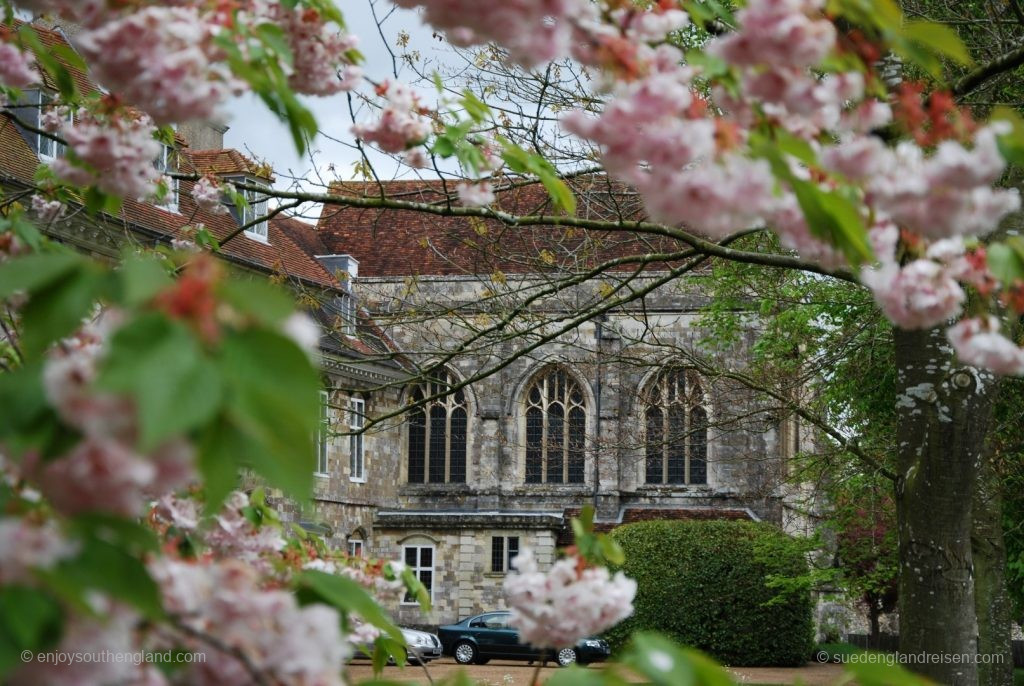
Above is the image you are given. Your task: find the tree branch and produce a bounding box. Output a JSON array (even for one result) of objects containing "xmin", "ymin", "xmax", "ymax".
[{"xmin": 953, "ymin": 42, "xmax": 1024, "ymax": 98}]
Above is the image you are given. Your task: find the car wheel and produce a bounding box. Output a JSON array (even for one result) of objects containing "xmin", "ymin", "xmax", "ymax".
[
  {"xmin": 556, "ymin": 648, "xmax": 578, "ymax": 667},
  {"xmin": 454, "ymin": 641, "xmax": 478, "ymax": 665},
  {"xmin": 475, "ymin": 658, "xmax": 490, "ymax": 665}
]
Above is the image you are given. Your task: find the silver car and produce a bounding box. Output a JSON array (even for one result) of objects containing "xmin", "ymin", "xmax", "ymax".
[
  {"xmin": 353, "ymin": 628, "xmax": 443, "ymax": 665},
  {"xmin": 402, "ymin": 628, "xmax": 443, "ymax": 664}
]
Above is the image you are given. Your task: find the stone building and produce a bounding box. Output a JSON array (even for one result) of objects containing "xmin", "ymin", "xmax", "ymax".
[
  {"xmin": 302, "ymin": 179, "xmax": 803, "ymax": 626},
  {"xmin": 2, "ymin": 25, "xmax": 804, "ymax": 628}
]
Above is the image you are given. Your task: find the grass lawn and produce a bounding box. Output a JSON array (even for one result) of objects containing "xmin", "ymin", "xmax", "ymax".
[{"xmin": 1014, "ymin": 668, "xmax": 1024, "ymax": 686}]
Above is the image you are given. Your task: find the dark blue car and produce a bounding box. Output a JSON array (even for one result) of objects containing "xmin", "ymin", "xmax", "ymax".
[{"xmin": 437, "ymin": 611, "xmax": 611, "ymax": 667}]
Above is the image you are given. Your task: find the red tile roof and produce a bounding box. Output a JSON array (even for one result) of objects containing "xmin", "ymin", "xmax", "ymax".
[
  {"xmin": 314, "ymin": 178, "xmax": 683, "ymax": 278},
  {"xmin": 188, "ymin": 149, "xmax": 273, "ymax": 181}
]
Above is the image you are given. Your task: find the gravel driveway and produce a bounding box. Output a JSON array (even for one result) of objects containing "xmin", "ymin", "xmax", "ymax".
[{"xmin": 346, "ymin": 657, "xmax": 847, "ymax": 685}]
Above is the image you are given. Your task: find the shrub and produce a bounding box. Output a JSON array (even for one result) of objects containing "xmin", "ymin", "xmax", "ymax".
[{"xmin": 605, "ymin": 520, "xmax": 814, "ymax": 666}]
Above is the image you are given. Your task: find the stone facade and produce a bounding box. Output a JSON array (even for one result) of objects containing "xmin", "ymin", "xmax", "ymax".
[{"xmin": 300, "ymin": 269, "xmax": 801, "ymax": 626}]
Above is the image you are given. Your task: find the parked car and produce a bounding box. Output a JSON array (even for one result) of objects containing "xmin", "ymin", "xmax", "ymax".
[
  {"xmin": 352, "ymin": 627, "xmax": 443, "ymax": 665},
  {"xmin": 437, "ymin": 611, "xmax": 611, "ymax": 667}
]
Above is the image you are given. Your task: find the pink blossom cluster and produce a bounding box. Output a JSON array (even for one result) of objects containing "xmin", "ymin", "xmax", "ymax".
[
  {"xmin": 393, "ymin": 0, "xmax": 592, "ymax": 66},
  {"xmin": 0, "ymin": 518, "xmax": 78, "ymax": 584},
  {"xmin": 503, "ymin": 548, "xmax": 636, "ymax": 648},
  {"xmin": 76, "ymin": 7, "xmax": 240, "ymax": 124},
  {"xmin": 10, "ymin": 600, "xmax": 161, "ymax": 686},
  {"xmin": 456, "ymin": 181, "xmax": 495, "ymax": 207},
  {"xmin": 861, "ymin": 259, "xmax": 966, "ymax": 330},
  {"xmin": 947, "ymin": 316, "xmax": 1024, "ymax": 375},
  {"xmin": 351, "ymin": 80, "xmax": 431, "ymax": 153},
  {"xmin": 32, "ymin": 315, "xmax": 195, "ymax": 516},
  {"xmin": 0, "ymin": 40, "xmax": 40, "ymax": 89},
  {"xmin": 50, "ymin": 112, "xmax": 163, "ymax": 201},
  {"xmin": 707, "ymin": 0, "xmax": 835, "ymax": 70},
  {"xmin": 30, "ymin": 194, "xmax": 66, "ymax": 224},
  {"xmin": 153, "ymin": 491, "xmax": 284, "ymax": 573},
  {"xmin": 190, "ymin": 175, "xmax": 228, "ymax": 214},
  {"xmin": 203, "ymin": 491, "xmax": 286, "ymax": 563},
  {"xmin": 245, "ymin": 0, "xmax": 362, "ymax": 96},
  {"xmin": 149, "ymin": 557, "xmax": 348, "ymax": 686}
]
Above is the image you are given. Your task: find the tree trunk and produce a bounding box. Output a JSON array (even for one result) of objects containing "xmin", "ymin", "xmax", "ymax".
[
  {"xmin": 893, "ymin": 327, "xmax": 996, "ymax": 685},
  {"xmin": 973, "ymin": 421, "xmax": 1014, "ymax": 686},
  {"xmin": 868, "ymin": 603, "xmax": 881, "ymax": 650}
]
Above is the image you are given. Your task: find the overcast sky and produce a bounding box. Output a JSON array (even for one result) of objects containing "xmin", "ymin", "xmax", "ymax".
[{"xmin": 222, "ymin": 0, "xmax": 447, "ymax": 190}]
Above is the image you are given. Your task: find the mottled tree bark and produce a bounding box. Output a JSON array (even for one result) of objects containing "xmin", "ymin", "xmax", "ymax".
[
  {"xmin": 894, "ymin": 327, "xmax": 995, "ymax": 686},
  {"xmin": 973, "ymin": 424, "xmax": 1014, "ymax": 686}
]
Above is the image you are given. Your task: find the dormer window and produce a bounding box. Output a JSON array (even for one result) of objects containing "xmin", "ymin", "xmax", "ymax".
[
  {"xmin": 31, "ymin": 91, "xmax": 71, "ymax": 160},
  {"xmin": 154, "ymin": 143, "xmax": 179, "ymax": 212},
  {"xmin": 227, "ymin": 176, "xmax": 269, "ymax": 242}
]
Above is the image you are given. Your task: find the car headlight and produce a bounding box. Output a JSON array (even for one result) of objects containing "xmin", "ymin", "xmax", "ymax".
[{"xmin": 583, "ymin": 639, "xmax": 603, "ymax": 648}]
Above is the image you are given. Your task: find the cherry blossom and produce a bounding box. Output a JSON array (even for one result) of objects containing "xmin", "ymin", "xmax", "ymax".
[
  {"xmin": 707, "ymin": 0, "xmax": 836, "ymax": 70},
  {"xmin": 456, "ymin": 181, "xmax": 495, "ymax": 207},
  {"xmin": 50, "ymin": 112, "xmax": 163, "ymax": 201},
  {"xmin": 0, "ymin": 41, "xmax": 40, "ymax": 89},
  {"xmin": 861, "ymin": 259, "xmax": 965, "ymax": 330},
  {"xmin": 30, "ymin": 194, "xmax": 66, "ymax": 223},
  {"xmin": 9, "ymin": 600, "xmax": 153, "ymax": 686},
  {"xmin": 149, "ymin": 558, "xmax": 348, "ymax": 686},
  {"xmin": 393, "ymin": 0, "xmax": 592, "ymax": 66},
  {"xmin": 351, "ymin": 80, "xmax": 431, "ymax": 153},
  {"xmin": 0, "ymin": 518, "xmax": 78, "ymax": 584},
  {"xmin": 503, "ymin": 548, "xmax": 636, "ymax": 648},
  {"xmin": 76, "ymin": 7, "xmax": 240, "ymax": 124},
  {"xmin": 203, "ymin": 491, "xmax": 286, "ymax": 564},
  {"xmin": 947, "ymin": 316, "xmax": 1024, "ymax": 375},
  {"xmin": 246, "ymin": 0, "xmax": 362, "ymax": 96},
  {"xmin": 191, "ymin": 175, "xmax": 228, "ymax": 214}
]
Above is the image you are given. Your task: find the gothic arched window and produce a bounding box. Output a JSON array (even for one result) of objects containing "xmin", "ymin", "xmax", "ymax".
[
  {"xmin": 524, "ymin": 367, "xmax": 586, "ymax": 484},
  {"xmin": 644, "ymin": 368, "xmax": 707, "ymax": 485},
  {"xmin": 407, "ymin": 370, "xmax": 467, "ymax": 483}
]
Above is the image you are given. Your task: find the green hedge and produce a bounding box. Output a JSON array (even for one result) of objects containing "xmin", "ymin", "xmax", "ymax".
[{"xmin": 605, "ymin": 520, "xmax": 814, "ymax": 666}]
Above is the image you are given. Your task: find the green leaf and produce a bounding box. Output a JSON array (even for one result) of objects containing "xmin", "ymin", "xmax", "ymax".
[
  {"xmin": 500, "ymin": 141, "xmax": 576, "ymax": 215},
  {"xmin": 0, "ymin": 252, "xmax": 83, "ymax": 301},
  {"xmin": 400, "ymin": 565, "xmax": 431, "ymax": 611},
  {"xmin": 218, "ymin": 278, "xmax": 295, "ymax": 327},
  {"xmin": 432, "ymin": 135, "xmax": 456, "ymax": 158},
  {"xmin": 623, "ymin": 633, "xmax": 734, "ymax": 686},
  {"xmin": 255, "ymin": 23, "xmax": 295, "ymax": 66},
  {"xmin": 899, "ymin": 21, "xmax": 974, "ymax": 68},
  {"xmin": 987, "ymin": 242, "xmax": 1024, "ymax": 283},
  {"xmin": 20, "ymin": 264, "xmax": 108, "ymax": 358},
  {"xmin": 218, "ymin": 329, "xmax": 320, "ymax": 497},
  {"xmin": 0, "ymin": 586, "xmax": 62, "ymax": 676},
  {"xmin": 789, "ymin": 179, "xmax": 873, "ymax": 265},
  {"xmin": 295, "ymin": 570, "xmax": 405, "ymax": 645},
  {"xmin": 197, "ymin": 414, "xmax": 244, "ymax": 514},
  {"xmin": 0, "ymin": 362, "xmax": 49, "ymax": 440},
  {"xmin": 117, "ymin": 255, "xmax": 172, "ymax": 307},
  {"xmin": 681, "ymin": 0, "xmax": 735, "ymax": 28},
  {"xmin": 373, "ymin": 636, "xmax": 408, "ymax": 672},
  {"xmin": 98, "ymin": 313, "xmax": 223, "ymax": 450},
  {"xmin": 992, "ymin": 106, "xmax": 1024, "ymax": 167},
  {"xmin": 460, "ymin": 89, "xmax": 491, "ymax": 124}
]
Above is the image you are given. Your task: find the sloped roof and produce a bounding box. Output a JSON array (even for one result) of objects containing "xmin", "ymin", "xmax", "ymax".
[
  {"xmin": 189, "ymin": 149, "xmax": 273, "ymax": 181},
  {"xmin": 314, "ymin": 178, "xmax": 675, "ymax": 278}
]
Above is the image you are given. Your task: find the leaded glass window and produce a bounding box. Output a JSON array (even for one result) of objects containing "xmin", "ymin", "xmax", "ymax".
[
  {"xmin": 644, "ymin": 368, "xmax": 708, "ymax": 485},
  {"xmin": 407, "ymin": 370, "xmax": 467, "ymax": 483},
  {"xmin": 524, "ymin": 368, "xmax": 586, "ymax": 484}
]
